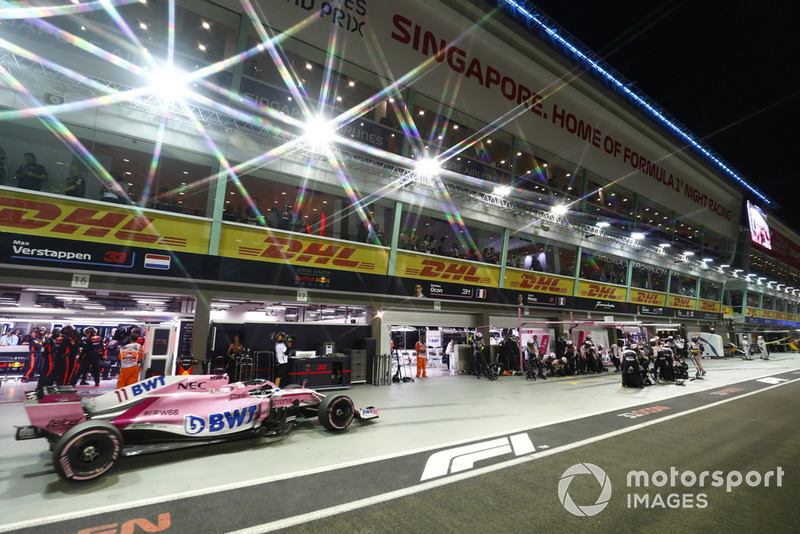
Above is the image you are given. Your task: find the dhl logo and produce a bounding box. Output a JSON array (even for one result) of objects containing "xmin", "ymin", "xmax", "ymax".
[
  {"xmin": 584, "ymin": 284, "xmax": 623, "ymax": 301},
  {"xmin": 632, "ymin": 291, "xmax": 662, "ymax": 305},
  {"xmin": 0, "ymin": 196, "xmax": 187, "ymax": 247},
  {"xmin": 239, "ymin": 236, "xmax": 376, "ymax": 271},
  {"xmin": 516, "ymin": 274, "xmax": 568, "ymax": 294},
  {"xmin": 699, "ymin": 301, "xmax": 720, "ymax": 312},
  {"xmin": 671, "ymin": 297, "xmax": 692, "ymax": 308},
  {"xmin": 406, "ymin": 258, "xmax": 490, "ymax": 284}
]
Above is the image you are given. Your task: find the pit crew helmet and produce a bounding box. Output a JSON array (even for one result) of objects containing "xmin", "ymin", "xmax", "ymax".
[{"xmin": 61, "ymin": 325, "xmax": 79, "ymax": 339}]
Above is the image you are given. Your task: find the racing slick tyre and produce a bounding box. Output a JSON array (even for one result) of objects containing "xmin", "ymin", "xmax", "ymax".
[
  {"xmin": 318, "ymin": 394, "xmax": 355, "ymax": 431},
  {"xmin": 52, "ymin": 421, "xmax": 123, "ymax": 482}
]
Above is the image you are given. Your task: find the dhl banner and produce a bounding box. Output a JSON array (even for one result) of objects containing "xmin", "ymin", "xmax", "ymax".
[
  {"xmin": 698, "ymin": 299, "xmax": 722, "ymax": 313},
  {"xmin": 745, "ymin": 307, "xmax": 759, "ymax": 318},
  {"xmin": 761, "ymin": 309, "xmax": 774, "ymax": 319},
  {"xmin": 504, "ymin": 269, "xmax": 574, "ymax": 295},
  {"xmin": 219, "ymin": 224, "xmax": 389, "ymax": 275},
  {"xmin": 775, "ymin": 312, "xmax": 786, "ymax": 321},
  {"xmin": 577, "ymin": 281, "xmax": 626, "ymax": 302},
  {"xmin": 668, "ymin": 295, "xmax": 698, "ymax": 311},
  {"xmin": 395, "ymin": 251, "xmax": 500, "ymax": 287},
  {"xmin": 722, "ymin": 305, "xmax": 734, "ymax": 318},
  {"xmin": 0, "ymin": 190, "xmax": 210, "ymax": 254},
  {"xmin": 629, "ymin": 288, "xmax": 667, "ymax": 307}
]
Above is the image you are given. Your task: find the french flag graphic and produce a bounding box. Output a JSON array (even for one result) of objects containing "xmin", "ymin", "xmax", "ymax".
[
  {"xmin": 476, "ymin": 289, "xmax": 487, "ymax": 298},
  {"xmin": 144, "ymin": 253, "xmax": 171, "ymax": 270}
]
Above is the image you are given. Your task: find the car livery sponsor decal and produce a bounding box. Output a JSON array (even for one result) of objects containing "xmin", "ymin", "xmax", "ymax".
[
  {"xmin": 114, "ymin": 375, "xmax": 167, "ymax": 403},
  {"xmin": 184, "ymin": 405, "xmax": 258, "ymax": 435}
]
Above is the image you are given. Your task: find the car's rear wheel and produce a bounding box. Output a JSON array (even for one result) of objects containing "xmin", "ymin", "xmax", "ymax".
[
  {"xmin": 317, "ymin": 394, "xmax": 355, "ymax": 431},
  {"xmin": 52, "ymin": 421, "xmax": 122, "ymax": 481}
]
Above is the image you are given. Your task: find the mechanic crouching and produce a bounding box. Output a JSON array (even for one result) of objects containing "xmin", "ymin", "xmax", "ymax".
[{"xmin": 620, "ymin": 343, "xmax": 643, "ymax": 388}]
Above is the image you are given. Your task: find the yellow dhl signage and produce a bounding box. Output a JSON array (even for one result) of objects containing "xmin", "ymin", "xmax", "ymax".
[
  {"xmin": 668, "ymin": 295, "xmax": 697, "ymax": 310},
  {"xmin": 0, "ymin": 191, "xmax": 210, "ymax": 254},
  {"xmin": 629, "ymin": 288, "xmax": 667, "ymax": 306},
  {"xmin": 698, "ymin": 300, "xmax": 722, "ymax": 313},
  {"xmin": 577, "ymin": 281, "xmax": 626, "ymax": 301},
  {"xmin": 722, "ymin": 306, "xmax": 734, "ymax": 318},
  {"xmin": 761, "ymin": 309, "xmax": 774, "ymax": 319},
  {"xmin": 745, "ymin": 307, "xmax": 759, "ymax": 317},
  {"xmin": 395, "ymin": 251, "xmax": 500, "ymax": 286},
  {"xmin": 219, "ymin": 225, "xmax": 388, "ymax": 274},
  {"xmin": 504, "ymin": 269, "xmax": 574, "ymax": 295}
]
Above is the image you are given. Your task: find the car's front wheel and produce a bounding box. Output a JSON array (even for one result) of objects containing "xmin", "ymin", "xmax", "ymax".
[
  {"xmin": 52, "ymin": 421, "xmax": 122, "ymax": 481},
  {"xmin": 317, "ymin": 394, "xmax": 355, "ymax": 431}
]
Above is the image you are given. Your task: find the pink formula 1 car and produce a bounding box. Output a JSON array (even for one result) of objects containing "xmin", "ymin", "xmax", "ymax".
[{"xmin": 16, "ymin": 375, "xmax": 378, "ymax": 481}]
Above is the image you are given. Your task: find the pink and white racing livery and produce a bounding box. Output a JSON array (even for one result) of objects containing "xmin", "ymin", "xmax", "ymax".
[{"xmin": 17, "ymin": 374, "xmax": 378, "ymax": 481}]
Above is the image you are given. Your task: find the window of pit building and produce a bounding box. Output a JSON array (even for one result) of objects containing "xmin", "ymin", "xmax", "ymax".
[
  {"xmin": 669, "ymin": 272, "xmax": 697, "ymax": 297},
  {"xmin": 776, "ymin": 298, "xmax": 787, "ymax": 313},
  {"xmin": 727, "ymin": 289, "xmax": 743, "ymax": 313},
  {"xmin": 634, "ymin": 196, "xmax": 675, "ymax": 243},
  {"xmin": 506, "ymin": 234, "xmax": 577, "ymax": 276},
  {"xmin": 702, "ymin": 228, "xmax": 729, "ymax": 263},
  {"xmin": 2, "ymin": 118, "xmax": 216, "ymax": 216},
  {"xmin": 222, "ymin": 168, "xmax": 394, "ymax": 244},
  {"xmin": 410, "ymin": 95, "xmax": 513, "ymax": 183},
  {"xmin": 746, "ymin": 292, "xmax": 761, "ymax": 309},
  {"xmin": 762, "ymin": 294, "xmax": 774, "ymax": 311},
  {"xmin": 699, "ymin": 279, "xmax": 722, "ymax": 301},
  {"xmin": 397, "ymin": 206, "xmax": 504, "ymax": 265},
  {"xmin": 513, "ymin": 144, "xmax": 583, "ymax": 207},
  {"xmin": 579, "ymin": 250, "xmax": 629, "ymax": 285},
  {"xmin": 239, "ymin": 32, "xmax": 408, "ymax": 157},
  {"xmin": 87, "ymin": 131, "xmax": 215, "ymax": 216},
  {"xmin": 675, "ymin": 219, "xmax": 702, "ymax": 249},
  {"xmin": 631, "ymin": 262, "xmax": 667, "ymax": 292},
  {"xmin": 81, "ymin": 0, "xmax": 239, "ymax": 92},
  {"xmin": 585, "ymin": 173, "xmax": 636, "ymax": 232}
]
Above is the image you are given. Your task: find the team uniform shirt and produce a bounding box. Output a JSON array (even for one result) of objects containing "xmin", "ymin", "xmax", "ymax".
[
  {"xmin": 119, "ymin": 341, "xmax": 145, "ymax": 368},
  {"xmin": 275, "ymin": 342, "xmax": 289, "ymax": 364}
]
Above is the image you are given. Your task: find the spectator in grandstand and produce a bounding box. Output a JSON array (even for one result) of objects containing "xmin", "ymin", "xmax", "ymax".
[
  {"xmin": 243, "ymin": 197, "xmax": 265, "ymax": 226},
  {"xmin": 99, "ymin": 172, "xmax": 128, "ymax": 204},
  {"xmin": 1, "ymin": 328, "xmax": 19, "ymax": 345},
  {"xmin": 60, "ymin": 165, "xmax": 86, "ymax": 198},
  {"xmin": 14, "ymin": 152, "xmax": 49, "ymax": 191}
]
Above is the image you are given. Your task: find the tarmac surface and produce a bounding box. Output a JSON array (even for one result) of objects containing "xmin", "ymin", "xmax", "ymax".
[{"xmin": 0, "ymin": 352, "xmax": 798, "ymax": 533}]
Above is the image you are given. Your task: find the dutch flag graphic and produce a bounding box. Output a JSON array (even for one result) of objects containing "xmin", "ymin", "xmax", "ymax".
[{"xmin": 144, "ymin": 253, "xmax": 171, "ymax": 270}]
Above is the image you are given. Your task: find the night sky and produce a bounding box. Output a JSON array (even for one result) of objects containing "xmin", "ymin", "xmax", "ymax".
[{"xmin": 522, "ymin": 1, "xmax": 800, "ymax": 232}]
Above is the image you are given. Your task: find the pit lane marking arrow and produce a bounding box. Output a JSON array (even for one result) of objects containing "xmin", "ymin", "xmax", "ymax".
[
  {"xmin": 756, "ymin": 377, "xmax": 788, "ymax": 385},
  {"xmin": 420, "ymin": 433, "xmax": 534, "ymax": 481}
]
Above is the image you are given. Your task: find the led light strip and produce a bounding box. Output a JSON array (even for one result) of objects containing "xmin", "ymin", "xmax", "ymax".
[{"xmin": 497, "ymin": 0, "xmax": 774, "ymax": 207}]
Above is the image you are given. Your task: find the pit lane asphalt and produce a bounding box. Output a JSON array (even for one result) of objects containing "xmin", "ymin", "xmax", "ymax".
[
  {"xmin": 1, "ymin": 355, "xmax": 799, "ymax": 533},
  {"xmin": 275, "ymin": 376, "xmax": 800, "ymax": 534}
]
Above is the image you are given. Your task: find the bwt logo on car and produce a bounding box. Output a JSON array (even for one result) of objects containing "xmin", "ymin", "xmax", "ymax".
[{"xmin": 184, "ymin": 405, "xmax": 258, "ymax": 435}]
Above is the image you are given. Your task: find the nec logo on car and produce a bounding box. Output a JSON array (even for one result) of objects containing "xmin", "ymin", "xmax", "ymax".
[{"xmin": 184, "ymin": 405, "xmax": 258, "ymax": 435}]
